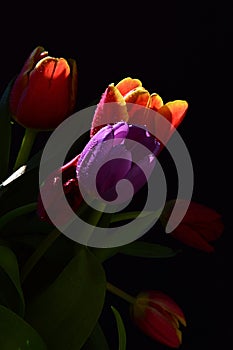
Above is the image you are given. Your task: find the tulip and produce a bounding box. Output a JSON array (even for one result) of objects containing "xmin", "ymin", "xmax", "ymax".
[
  {"xmin": 77, "ymin": 121, "xmax": 160, "ymax": 203},
  {"xmin": 90, "ymin": 77, "xmax": 188, "ymax": 148},
  {"xmin": 37, "ymin": 155, "xmax": 82, "ymax": 226},
  {"xmin": 131, "ymin": 290, "xmax": 186, "ymax": 348},
  {"xmin": 161, "ymin": 199, "xmax": 224, "ymax": 252},
  {"xmin": 38, "ymin": 121, "xmax": 160, "ymax": 225},
  {"xmin": 10, "ymin": 46, "xmax": 78, "ymax": 130}
]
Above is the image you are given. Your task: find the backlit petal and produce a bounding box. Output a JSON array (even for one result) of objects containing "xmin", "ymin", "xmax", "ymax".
[
  {"xmin": 148, "ymin": 93, "xmax": 164, "ymax": 110},
  {"xmin": 90, "ymin": 84, "xmax": 128, "ymax": 137},
  {"xmin": 158, "ymin": 100, "xmax": 188, "ymax": 129},
  {"xmin": 116, "ymin": 77, "xmax": 142, "ymax": 96}
]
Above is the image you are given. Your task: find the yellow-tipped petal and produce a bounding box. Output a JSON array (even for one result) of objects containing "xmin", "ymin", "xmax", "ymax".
[
  {"xmin": 124, "ymin": 87, "xmax": 150, "ymax": 106},
  {"xmin": 90, "ymin": 84, "xmax": 129, "ymax": 137},
  {"xmin": 175, "ymin": 328, "xmax": 182, "ymax": 345},
  {"xmin": 148, "ymin": 93, "xmax": 164, "ymax": 110},
  {"xmin": 158, "ymin": 100, "xmax": 188, "ymax": 129},
  {"xmin": 116, "ymin": 77, "xmax": 142, "ymax": 97}
]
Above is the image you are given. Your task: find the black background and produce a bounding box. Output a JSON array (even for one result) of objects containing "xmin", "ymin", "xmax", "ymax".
[{"xmin": 0, "ymin": 2, "xmax": 232, "ymax": 349}]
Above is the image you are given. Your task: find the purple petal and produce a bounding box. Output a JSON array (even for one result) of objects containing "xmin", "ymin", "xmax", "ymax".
[{"xmin": 96, "ymin": 145, "xmax": 132, "ymax": 201}]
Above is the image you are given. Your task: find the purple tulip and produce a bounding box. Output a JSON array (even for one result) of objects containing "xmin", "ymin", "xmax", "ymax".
[{"xmin": 76, "ymin": 122, "xmax": 160, "ymax": 203}]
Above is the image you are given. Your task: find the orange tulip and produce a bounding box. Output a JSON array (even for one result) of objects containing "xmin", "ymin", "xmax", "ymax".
[
  {"xmin": 90, "ymin": 77, "xmax": 188, "ymax": 148},
  {"xmin": 10, "ymin": 46, "xmax": 78, "ymax": 130},
  {"xmin": 131, "ymin": 290, "xmax": 186, "ymax": 348}
]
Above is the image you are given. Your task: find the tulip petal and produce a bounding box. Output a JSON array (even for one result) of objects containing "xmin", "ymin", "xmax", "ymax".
[
  {"xmin": 96, "ymin": 145, "xmax": 132, "ymax": 201},
  {"xmin": 135, "ymin": 305, "xmax": 182, "ymax": 348},
  {"xmin": 116, "ymin": 77, "xmax": 142, "ymax": 97},
  {"xmin": 147, "ymin": 291, "xmax": 186, "ymax": 327},
  {"xmin": 67, "ymin": 58, "xmax": 78, "ymax": 114},
  {"xmin": 194, "ymin": 221, "xmax": 224, "ymax": 242},
  {"xmin": 15, "ymin": 57, "xmax": 72, "ymax": 130},
  {"xmin": 10, "ymin": 46, "xmax": 48, "ymax": 115},
  {"xmin": 148, "ymin": 93, "xmax": 164, "ymax": 110},
  {"xmin": 182, "ymin": 201, "xmax": 223, "ymax": 223},
  {"xmin": 37, "ymin": 155, "xmax": 82, "ymax": 226},
  {"xmin": 163, "ymin": 200, "xmax": 224, "ymax": 243},
  {"xmin": 158, "ymin": 100, "xmax": 188, "ymax": 130},
  {"xmin": 171, "ymin": 224, "xmax": 215, "ymax": 252},
  {"xmin": 124, "ymin": 87, "xmax": 150, "ymax": 106},
  {"xmin": 126, "ymin": 155, "xmax": 155, "ymax": 194},
  {"xmin": 90, "ymin": 84, "xmax": 129, "ymax": 137}
]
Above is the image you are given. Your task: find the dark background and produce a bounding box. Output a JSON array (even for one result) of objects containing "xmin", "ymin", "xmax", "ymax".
[{"xmin": 0, "ymin": 2, "xmax": 232, "ymax": 349}]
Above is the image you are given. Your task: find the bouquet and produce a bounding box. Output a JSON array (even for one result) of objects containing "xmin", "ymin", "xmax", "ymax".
[{"xmin": 0, "ymin": 46, "xmax": 224, "ymax": 349}]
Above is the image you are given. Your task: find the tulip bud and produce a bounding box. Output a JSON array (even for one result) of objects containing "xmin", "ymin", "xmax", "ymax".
[
  {"xmin": 161, "ymin": 199, "xmax": 224, "ymax": 252},
  {"xmin": 131, "ymin": 290, "xmax": 186, "ymax": 348},
  {"xmin": 10, "ymin": 46, "xmax": 78, "ymax": 130}
]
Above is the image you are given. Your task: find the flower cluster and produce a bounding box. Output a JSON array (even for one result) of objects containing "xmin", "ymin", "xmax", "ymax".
[{"xmin": 0, "ymin": 46, "xmax": 224, "ymax": 349}]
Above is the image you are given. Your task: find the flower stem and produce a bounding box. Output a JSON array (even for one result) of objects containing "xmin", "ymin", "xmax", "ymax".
[
  {"xmin": 20, "ymin": 201, "xmax": 105, "ymax": 283},
  {"xmin": 13, "ymin": 128, "xmax": 38, "ymax": 172},
  {"xmin": 106, "ymin": 282, "xmax": 136, "ymax": 304},
  {"xmin": 21, "ymin": 228, "xmax": 61, "ymax": 283},
  {"xmin": 0, "ymin": 202, "xmax": 37, "ymax": 233}
]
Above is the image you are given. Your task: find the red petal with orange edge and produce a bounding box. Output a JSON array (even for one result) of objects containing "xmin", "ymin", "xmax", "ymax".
[
  {"xmin": 15, "ymin": 57, "xmax": 71, "ymax": 130},
  {"xmin": 36, "ymin": 57, "xmax": 70, "ymax": 80},
  {"xmin": 90, "ymin": 84, "xmax": 128, "ymax": 137},
  {"xmin": 136, "ymin": 306, "xmax": 181, "ymax": 348},
  {"xmin": 116, "ymin": 77, "xmax": 142, "ymax": 97},
  {"xmin": 147, "ymin": 291, "xmax": 186, "ymax": 327}
]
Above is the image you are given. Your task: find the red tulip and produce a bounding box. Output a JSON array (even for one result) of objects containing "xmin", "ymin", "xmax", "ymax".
[
  {"xmin": 161, "ymin": 200, "xmax": 224, "ymax": 252},
  {"xmin": 37, "ymin": 155, "xmax": 82, "ymax": 226},
  {"xmin": 10, "ymin": 46, "xmax": 78, "ymax": 130},
  {"xmin": 90, "ymin": 77, "xmax": 188, "ymax": 148},
  {"xmin": 131, "ymin": 290, "xmax": 186, "ymax": 348}
]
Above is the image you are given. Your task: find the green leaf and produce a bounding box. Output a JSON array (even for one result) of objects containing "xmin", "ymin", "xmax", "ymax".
[
  {"xmin": 25, "ymin": 246, "xmax": 106, "ymax": 350},
  {"xmin": 0, "ymin": 305, "xmax": 47, "ymax": 349},
  {"xmin": 111, "ymin": 306, "xmax": 127, "ymax": 350},
  {"xmin": 0, "ymin": 78, "xmax": 15, "ymax": 182},
  {"xmin": 90, "ymin": 246, "xmax": 120, "ymax": 263},
  {"xmin": 103, "ymin": 211, "xmax": 160, "ymax": 248},
  {"xmin": 110, "ymin": 210, "xmax": 154, "ymax": 223},
  {"xmin": 0, "ymin": 202, "xmax": 37, "ymax": 232},
  {"xmin": 0, "ymin": 245, "xmax": 25, "ymax": 316},
  {"xmin": 119, "ymin": 241, "xmax": 180, "ymax": 258},
  {"xmin": 81, "ymin": 322, "xmax": 109, "ymax": 350}
]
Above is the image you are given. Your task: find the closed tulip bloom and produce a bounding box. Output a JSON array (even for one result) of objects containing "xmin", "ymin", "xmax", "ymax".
[
  {"xmin": 161, "ymin": 199, "xmax": 224, "ymax": 252},
  {"xmin": 90, "ymin": 77, "xmax": 188, "ymax": 148},
  {"xmin": 37, "ymin": 155, "xmax": 82, "ymax": 225},
  {"xmin": 131, "ymin": 290, "xmax": 186, "ymax": 348},
  {"xmin": 77, "ymin": 121, "xmax": 160, "ymax": 203},
  {"xmin": 10, "ymin": 46, "xmax": 77, "ymax": 130}
]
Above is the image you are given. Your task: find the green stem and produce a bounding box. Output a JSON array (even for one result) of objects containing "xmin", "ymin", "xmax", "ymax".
[
  {"xmin": 21, "ymin": 228, "xmax": 61, "ymax": 283},
  {"xmin": 106, "ymin": 282, "xmax": 136, "ymax": 304},
  {"xmin": 0, "ymin": 202, "xmax": 37, "ymax": 232},
  {"xmin": 13, "ymin": 128, "xmax": 38, "ymax": 172}
]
